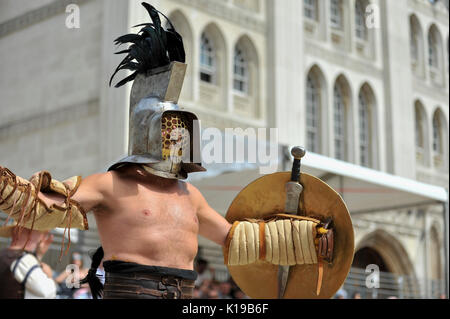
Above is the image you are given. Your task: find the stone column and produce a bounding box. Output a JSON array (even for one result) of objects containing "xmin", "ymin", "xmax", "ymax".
[
  {"xmin": 379, "ymin": 0, "xmax": 416, "ymax": 178},
  {"xmin": 266, "ymin": 0, "xmax": 305, "ymax": 147}
]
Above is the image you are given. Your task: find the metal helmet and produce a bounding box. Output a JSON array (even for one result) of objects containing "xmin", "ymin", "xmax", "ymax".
[
  {"xmin": 108, "ymin": 62, "xmax": 205, "ymax": 179},
  {"xmin": 107, "ymin": 3, "xmax": 206, "ymax": 179}
]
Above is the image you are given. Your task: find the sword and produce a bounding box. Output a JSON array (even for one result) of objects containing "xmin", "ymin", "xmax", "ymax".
[{"xmin": 277, "ymin": 146, "xmax": 306, "ymax": 299}]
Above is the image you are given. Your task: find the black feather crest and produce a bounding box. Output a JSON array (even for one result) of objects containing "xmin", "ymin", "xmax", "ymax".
[{"xmin": 109, "ymin": 2, "xmax": 185, "ymax": 88}]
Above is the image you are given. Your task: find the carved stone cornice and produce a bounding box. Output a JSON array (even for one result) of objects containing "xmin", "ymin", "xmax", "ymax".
[
  {"xmin": 412, "ymin": 77, "xmax": 450, "ymax": 105},
  {"xmin": 304, "ymin": 40, "xmax": 383, "ymax": 79},
  {"xmin": 180, "ymin": 100, "xmax": 267, "ymax": 131},
  {"xmin": 416, "ymin": 167, "xmax": 449, "ymax": 189},
  {"xmin": 0, "ymin": 99, "xmax": 99, "ymax": 141},
  {"xmin": 0, "ymin": 0, "xmax": 93, "ymax": 39},
  {"xmin": 352, "ymin": 216, "xmax": 423, "ymax": 238},
  {"xmin": 407, "ymin": 0, "xmax": 449, "ymax": 26},
  {"xmin": 174, "ymin": 0, "xmax": 266, "ymax": 34}
]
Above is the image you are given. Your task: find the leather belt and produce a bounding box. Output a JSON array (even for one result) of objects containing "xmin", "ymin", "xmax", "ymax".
[{"xmin": 103, "ymin": 272, "xmax": 195, "ymax": 299}]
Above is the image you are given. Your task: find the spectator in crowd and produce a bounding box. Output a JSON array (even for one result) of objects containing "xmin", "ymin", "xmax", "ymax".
[
  {"xmin": 194, "ymin": 258, "xmax": 215, "ymax": 287},
  {"xmin": 218, "ymin": 280, "xmax": 233, "ymax": 299},
  {"xmin": 352, "ymin": 292, "xmax": 362, "ymax": 299},
  {"xmin": 0, "ymin": 225, "xmax": 57, "ymax": 299},
  {"xmin": 54, "ymin": 251, "xmax": 89, "ymax": 299},
  {"xmin": 209, "ymin": 280, "xmax": 221, "ymax": 294},
  {"xmin": 198, "ymin": 279, "xmax": 212, "ymax": 298},
  {"xmin": 206, "ymin": 281, "xmax": 221, "ymax": 299},
  {"xmin": 232, "ymin": 288, "xmax": 250, "ymax": 299},
  {"xmin": 334, "ymin": 288, "xmax": 348, "ymax": 299},
  {"xmin": 193, "ymin": 286, "xmax": 202, "ymax": 299},
  {"xmin": 192, "ymin": 275, "xmax": 250, "ymax": 299}
]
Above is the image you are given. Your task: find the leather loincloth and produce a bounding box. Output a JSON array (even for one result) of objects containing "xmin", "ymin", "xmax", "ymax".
[{"xmin": 102, "ymin": 260, "xmax": 197, "ymax": 299}]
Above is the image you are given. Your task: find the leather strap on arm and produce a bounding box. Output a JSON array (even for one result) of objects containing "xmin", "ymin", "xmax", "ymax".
[{"xmin": 223, "ymin": 221, "xmax": 240, "ymax": 265}]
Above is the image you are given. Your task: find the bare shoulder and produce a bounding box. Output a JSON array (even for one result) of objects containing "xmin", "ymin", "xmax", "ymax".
[
  {"xmin": 77, "ymin": 171, "xmax": 122, "ymax": 199},
  {"xmin": 185, "ymin": 182, "xmax": 202, "ymax": 197},
  {"xmin": 72, "ymin": 171, "xmax": 116, "ymax": 212},
  {"xmin": 184, "ymin": 182, "xmax": 207, "ymax": 205},
  {"xmin": 79, "ymin": 172, "xmax": 113, "ymax": 191}
]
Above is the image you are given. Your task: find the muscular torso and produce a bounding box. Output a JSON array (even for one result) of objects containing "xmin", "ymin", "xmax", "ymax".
[{"xmin": 91, "ymin": 166, "xmax": 200, "ymax": 271}]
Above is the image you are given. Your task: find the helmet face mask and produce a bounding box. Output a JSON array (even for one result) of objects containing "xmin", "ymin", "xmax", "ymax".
[
  {"xmin": 161, "ymin": 112, "xmax": 191, "ymax": 163},
  {"xmin": 143, "ymin": 111, "xmax": 193, "ymax": 179}
]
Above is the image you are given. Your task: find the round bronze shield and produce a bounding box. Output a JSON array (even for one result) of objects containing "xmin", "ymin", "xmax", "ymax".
[{"xmin": 224, "ymin": 172, "xmax": 354, "ymax": 299}]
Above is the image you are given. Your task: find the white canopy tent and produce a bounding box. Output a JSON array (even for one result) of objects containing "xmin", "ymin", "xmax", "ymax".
[
  {"xmin": 189, "ymin": 151, "xmax": 448, "ymax": 215},
  {"xmin": 300, "ymin": 152, "xmax": 448, "ymax": 214}
]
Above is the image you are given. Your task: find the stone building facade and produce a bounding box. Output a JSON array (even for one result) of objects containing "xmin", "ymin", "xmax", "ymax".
[{"xmin": 0, "ymin": 0, "xmax": 448, "ymax": 298}]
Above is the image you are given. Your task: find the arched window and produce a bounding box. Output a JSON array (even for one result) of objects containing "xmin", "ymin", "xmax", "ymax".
[
  {"xmin": 233, "ymin": 36, "xmax": 260, "ymax": 117},
  {"xmin": 428, "ymin": 30, "xmax": 439, "ymax": 69},
  {"xmin": 306, "ymin": 74, "xmax": 321, "ymax": 153},
  {"xmin": 414, "ymin": 102, "xmax": 427, "ymax": 165},
  {"xmin": 427, "ymin": 25, "xmax": 444, "ymax": 85},
  {"xmin": 359, "ymin": 91, "xmax": 371, "ymax": 167},
  {"xmin": 409, "ymin": 15, "xmax": 424, "ymax": 78},
  {"xmin": 415, "ymin": 109, "xmax": 424, "ymax": 151},
  {"xmin": 330, "ymin": 0, "xmax": 342, "ymax": 29},
  {"xmin": 198, "ymin": 24, "xmax": 227, "ymax": 110},
  {"xmin": 233, "ymin": 46, "xmax": 248, "ymax": 94},
  {"xmin": 304, "ymin": 0, "xmax": 317, "ymax": 20},
  {"xmin": 355, "ymin": 0, "xmax": 367, "ymax": 40},
  {"xmin": 432, "ymin": 113, "xmax": 443, "ymax": 156},
  {"xmin": 334, "ymin": 83, "xmax": 346, "ymax": 160},
  {"xmin": 431, "ymin": 109, "xmax": 448, "ymax": 171},
  {"xmin": 410, "ymin": 22, "xmax": 419, "ymax": 62},
  {"xmin": 200, "ymin": 33, "xmax": 216, "ymax": 84}
]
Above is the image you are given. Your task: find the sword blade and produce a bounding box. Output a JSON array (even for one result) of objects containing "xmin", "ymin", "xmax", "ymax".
[
  {"xmin": 277, "ymin": 182, "xmax": 303, "ymax": 298},
  {"xmin": 277, "ymin": 265, "xmax": 290, "ymax": 298},
  {"xmin": 284, "ymin": 182, "xmax": 303, "ymax": 215},
  {"xmin": 277, "ymin": 146, "xmax": 305, "ymax": 299}
]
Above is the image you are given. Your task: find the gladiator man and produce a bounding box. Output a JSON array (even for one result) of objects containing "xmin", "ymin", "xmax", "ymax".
[{"xmin": 0, "ymin": 3, "xmax": 354, "ymax": 299}]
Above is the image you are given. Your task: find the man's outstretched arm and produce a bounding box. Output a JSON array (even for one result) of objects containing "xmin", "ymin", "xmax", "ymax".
[
  {"xmin": 39, "ymin": 173, "xmax": 105, "ymax": 213},
  {"xmin": 189, "ymin": 183, "xmax": 232, "ymax": 247},
  {"xmin": 0, "ymin": 165, "xmax": 105, "ymax": 231}
]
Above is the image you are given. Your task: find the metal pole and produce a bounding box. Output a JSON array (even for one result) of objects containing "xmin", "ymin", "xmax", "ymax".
[
  {"xmin": 423, "ymin": 210, "xmax": 429, "ymax": 298},
  {"xmin": 398, "ymin": 276, "xmax": 404, "ymax": 299},
  {"xmin": 444, "ymin": 197, "xmax": 449, "ymax": 299}
]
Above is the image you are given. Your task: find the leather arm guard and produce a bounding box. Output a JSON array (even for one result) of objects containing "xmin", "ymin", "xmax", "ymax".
[
  {"xmin": 224, "ymin": 215, "xmax": 333, "ymax": 266},
  {"xmin": 0, "ymin": 165, "xmax": 88, "ymax": 232}
]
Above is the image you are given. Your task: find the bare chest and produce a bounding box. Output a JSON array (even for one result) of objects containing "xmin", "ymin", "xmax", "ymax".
[{"xmin": 98, "ymin": 184, "xmax": 199, "ymax": 230}]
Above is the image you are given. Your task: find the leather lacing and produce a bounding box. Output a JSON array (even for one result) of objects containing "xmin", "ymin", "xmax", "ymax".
[
  {"xmin": 0, "ymin": 167, "xmax": 74, "ymax": 260},
  {"xmin": 59, "ymin": 186, "xmax": 74, "ymax": 261},
  {"xmin": 1, "ymin": 167, "xmax": 19, "ymax": 225}
]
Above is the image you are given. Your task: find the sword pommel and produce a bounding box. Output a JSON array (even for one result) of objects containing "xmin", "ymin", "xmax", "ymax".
[{"xmin": 291, "ymin": 146, "xmax": 306, "ymax": 160}]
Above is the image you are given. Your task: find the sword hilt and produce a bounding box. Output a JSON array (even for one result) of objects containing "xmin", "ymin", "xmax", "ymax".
[{"xmin": 290, "ymin": 146, "xmax": 306, "ymax": 182}]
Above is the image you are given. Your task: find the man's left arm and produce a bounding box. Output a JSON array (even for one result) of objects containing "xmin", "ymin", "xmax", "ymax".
[{"xmin": 189, "ymin": 184, "xmax": 232, "ymax": 247}]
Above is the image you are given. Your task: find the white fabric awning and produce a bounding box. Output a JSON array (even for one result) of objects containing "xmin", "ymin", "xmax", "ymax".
[
  {"xmin": 300, "ymin": 152, "xmax": 448, "ymax": 214},
  {"xmin": 189, "ymin": 151, "xmax": 448, "ymax": 215}
]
